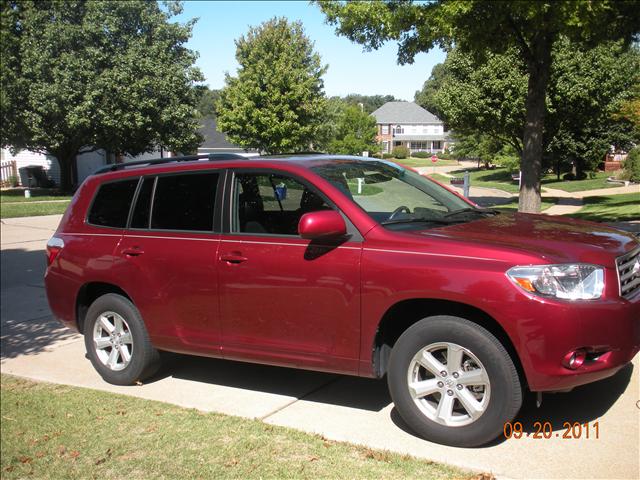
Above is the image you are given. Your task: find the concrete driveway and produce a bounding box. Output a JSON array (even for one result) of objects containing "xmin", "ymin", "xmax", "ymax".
[{"xmin": 1, "ymin": 215, "xmax": 638, "ymax": 480}]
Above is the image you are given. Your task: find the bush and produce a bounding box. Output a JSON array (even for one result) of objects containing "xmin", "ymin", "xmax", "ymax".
[
  {"xmin": 392, "ymin": 146, "xmax": 409, "ymax": 159},
  {"xmin": 494, "ymin": 154, "xmax": 520, "ymax": 172},
  {"xmin": 382, "ymin": 153, "xmax": 394, "ymax": 159},
  {"xmin": 412, "ymin": 151, "xmax": 431, "ymax": 158},
  {"xmin": 623, "ymin": 147, "xmax": 640, "ymax": 182}
]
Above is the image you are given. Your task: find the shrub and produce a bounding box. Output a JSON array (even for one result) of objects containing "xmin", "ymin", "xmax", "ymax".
[
  {"xmin": 623, "ymin": 147, "xmax": 640, "ymax": 182},
  {"xmin": 392, "ymin": 146, "xmax": 409, "ymax": 159},
  {"xmin": 494, "ymin": 154, "xmax": 520, "ymax": 172},
  {"xmin": 382, "ymin": 153, "xmax": 394, "ymax": 159},
  {"xmin": 412, "ymin": 151, "xmax": 431, "ymax": 158}
]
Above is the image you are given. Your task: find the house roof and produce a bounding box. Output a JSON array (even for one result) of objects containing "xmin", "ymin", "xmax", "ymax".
[
  {"xmin": 371, "ymin": 101, "xmax": 441, "ymax": 124},
  {"xmin": 198, "ymin": 116, "xmax": 250, "ymax": 151}
]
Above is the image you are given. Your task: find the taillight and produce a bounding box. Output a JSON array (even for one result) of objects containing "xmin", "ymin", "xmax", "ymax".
[{"xmin": 46, "ymin": 236, "xmax": 64, "ymax": 266}]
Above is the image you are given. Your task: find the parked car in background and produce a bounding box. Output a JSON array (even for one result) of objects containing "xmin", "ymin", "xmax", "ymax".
[{"xmin": 45, "ymin": 154, "xmax": 640, "ymax": 447}]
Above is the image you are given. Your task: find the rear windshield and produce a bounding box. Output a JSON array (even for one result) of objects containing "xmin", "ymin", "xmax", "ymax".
[{"xmin": 87, "ymin": 179, "xmax": 138, "ymax": 228}]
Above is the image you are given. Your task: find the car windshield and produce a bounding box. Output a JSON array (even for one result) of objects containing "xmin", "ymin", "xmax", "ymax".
[{"xmin": 310, "ymin": 160, "xmax": 494, "ymax": 229}]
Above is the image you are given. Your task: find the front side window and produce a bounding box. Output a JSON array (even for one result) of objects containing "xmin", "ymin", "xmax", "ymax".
[
  {"xmin": 88, "ymin": 178, "xmax": 138, "ymax": 228},
  {"xmin": 310, "ymin": 160, "xmax": 478, "ymax": 230},
  {"xmin": 381, "ymin": 125, "xmax": 389, "ymax": 135},
  {"xmin": 232, "ymin": 173, "xmax": 332, "ymax": 236},
  {"xmin": 149, "ymin": 173, "xmax": 219, "ymax": 231}
]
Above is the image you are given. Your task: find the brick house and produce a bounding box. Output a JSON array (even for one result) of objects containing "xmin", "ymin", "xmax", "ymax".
[{"xmin": 371, "ymin": 101, "xmax": 451, "ymax": 155}]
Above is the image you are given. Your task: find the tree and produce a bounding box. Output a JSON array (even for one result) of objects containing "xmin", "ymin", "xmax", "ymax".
[
  {"xmin": 430, "ymin": 42, "xmax": 638, "ymax": 178},
  {"xmin": 317, "ymin": 0, "xmax": 640, "ymax": 212},
  {"xmin": 414, "ymin": 63, "xmax": 449, "ymax": 120},
  {"xmin": 216, "ymin": 18, "xmax": 327, "ymax": 154},
  {"xmin": 323, "ymin": 101, "xmax": 379, "ymax": 155},
  {"xmin": 342, "ymin": 94, "xmax": 397, "ymax": 114},
  {"xmin": 194, "ymin": 86, "xmax": 220, "ymax": 118},
  {"xmin": 1, "ymin": 0, "xmax": 203, "ymax": 191}
]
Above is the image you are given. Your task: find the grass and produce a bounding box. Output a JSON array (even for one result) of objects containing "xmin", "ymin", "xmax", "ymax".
[
  {"xmin": 448, "ymin": 168, "xmax": 521, "ymax": 194},
  {"xmin": 347, "ymin": 180, "xmax": 383, "ymax": 196},
  {"xmin": 1, "ymin": 201, "xmax": 70, "ymax": 218},
  {"xmin": 494, "ymin": 197, "xmax": 558, "ymax": 212},
  {"xmin": 426, "ymin": 173, "xmax": 452, "ymax": 184},
  {"xmin": 541, "ymin": 171, "xmax": 618, "ymax": 192},
  {"xmin": 568, "ymin": 193, "xmax": 640, "ymax": 222},
  {"xmin": 0, "ymin": 188, "xmax": 72, "ymax": 203},
  {"xmin": 390, "ymin": 158, "xmax": 460, "ymax": 169},
  {"xmin": 0, "ymin": 375, "xmax": 472, "ymax": 480}
]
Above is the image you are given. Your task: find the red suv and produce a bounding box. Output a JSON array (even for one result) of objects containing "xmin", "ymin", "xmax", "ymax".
[{"xmin": 45, "ymin": 154, "xmax": 640, "ymax": 447}]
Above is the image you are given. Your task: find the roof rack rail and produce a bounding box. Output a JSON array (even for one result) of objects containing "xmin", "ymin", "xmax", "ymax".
[
  {"xmin": 94, "ymin": 153, "xmax": 247, "ymax": 174},
  {"xmin": 258, "ymin": 151, "xmax": 326, "ymax": 157}
]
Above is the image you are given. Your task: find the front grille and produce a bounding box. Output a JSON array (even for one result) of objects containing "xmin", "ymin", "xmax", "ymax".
[{"xmin": 616, "ymin": 246, "xmax": 640, "ymax": 299}]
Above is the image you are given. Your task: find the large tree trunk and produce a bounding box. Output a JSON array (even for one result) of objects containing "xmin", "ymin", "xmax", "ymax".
[
  {"xmin": 52, "ymin": 151, "xmax": 76, "ymax": 192},
  {"xmin": 519, "ymin": 37, "xmax": 553, "ymax": 213}
]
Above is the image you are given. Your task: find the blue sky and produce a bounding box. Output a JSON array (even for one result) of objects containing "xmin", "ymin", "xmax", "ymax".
[{"xmin": 173, "ymin": 1, "xmax": 445, "ymax": 101}]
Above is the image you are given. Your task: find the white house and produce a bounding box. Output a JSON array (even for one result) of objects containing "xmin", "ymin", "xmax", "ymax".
[{"xmin": 371, "ymin": 101, "xmax": 451, "ymax": 155}]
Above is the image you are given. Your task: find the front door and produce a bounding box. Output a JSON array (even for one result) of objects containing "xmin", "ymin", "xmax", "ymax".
[{"xmin": 218, "ymin": 170, "xmax": 362, "ymax": 374}]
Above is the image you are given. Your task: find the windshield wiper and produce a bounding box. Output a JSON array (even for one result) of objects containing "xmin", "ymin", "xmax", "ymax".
[
  {"xmin": 381, "ymin": 217, "xmax": 453, "ymax": 226},
  {"xmin": 443, "ymin": 207, "xmax": 500, "ymax": 218}
]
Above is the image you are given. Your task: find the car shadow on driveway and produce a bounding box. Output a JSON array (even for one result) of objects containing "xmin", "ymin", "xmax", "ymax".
[
  {"xmin": 151, "ymin": 353, "xmax": 392, "ymax": 412},
  {"xmin": 389, "ymin": 362, "xmax": 634, "ymax": 447}
]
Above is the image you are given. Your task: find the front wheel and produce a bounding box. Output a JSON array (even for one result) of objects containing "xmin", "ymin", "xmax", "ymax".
[
  {"xmin": 84, "ymin": 293, "xmax": 160, "ymax": 385},
  {"xmin": 388, "ymin": 316, "xmax": 522, "ymax": 447}
]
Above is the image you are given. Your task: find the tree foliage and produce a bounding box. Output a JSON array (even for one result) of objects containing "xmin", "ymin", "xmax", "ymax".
[
  {"xmin": 414, "ymin": 63, "xmax": 448, "ymax": 120},
  {"xmin": 317, "ymin": 0, "xmax": 640, "ymax": 212},
  {"xmin": 431, "ymin": 41, "xmax": 639, "ymax": 177},
  {"xmin": 216, "ymin": 18, "xmax": 327, "ymax": 154},
  {"xmin": 194, "ymin": 86, "xmax": 220, "ymax": 118},
  {"xmin": 1, "ymin": 0, "xmax": 202, "ymax": 191},
  {"xmin": 321, "ymin": 99, "xmax": 378, "ymax": 155},
  {"xmin": 341, "ymin": 94, "xmax": 397, "ymax": 114}
]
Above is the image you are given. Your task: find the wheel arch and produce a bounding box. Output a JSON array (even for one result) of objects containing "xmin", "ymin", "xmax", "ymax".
[
  {"xmin": 76, "ymin": 282, "xmax": 133, "ymax": 334},
  {"xmin": 371, "ymin": 298, "xmax": 526, "ymax": 387}
]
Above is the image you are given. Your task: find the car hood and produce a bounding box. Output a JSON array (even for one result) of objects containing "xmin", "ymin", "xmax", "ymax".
[{"xmin": 415, "ymin": 212, "xmax": 639, "ymax": 266}]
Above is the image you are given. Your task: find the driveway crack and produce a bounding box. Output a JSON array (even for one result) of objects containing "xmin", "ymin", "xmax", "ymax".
[{"xmin": 259, "ymin": 376, "xmax": 340, "ymax": 421}]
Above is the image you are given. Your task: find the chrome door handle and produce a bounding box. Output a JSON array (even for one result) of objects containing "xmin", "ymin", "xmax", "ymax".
[{"xmin": 121, "ymin": 247, "xmax": 144, "ymax": 257}]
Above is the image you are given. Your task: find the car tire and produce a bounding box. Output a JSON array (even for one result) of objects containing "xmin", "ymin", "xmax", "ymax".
[
  {"xmin": 388, "ymin": 315, "xmax": 522, "ymax": 447},
  {"xmin": 84, "ymin": 293, "xmax": 160, "ymax": 386}
]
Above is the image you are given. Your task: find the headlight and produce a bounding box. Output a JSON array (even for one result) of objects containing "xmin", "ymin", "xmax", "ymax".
[{"xmin": 506, "ymin": 264, "xmax": 604, "ymax": 300}]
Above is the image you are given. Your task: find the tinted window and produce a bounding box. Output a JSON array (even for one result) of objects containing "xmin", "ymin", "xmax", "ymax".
[
  {"xmin": 233, "ymin": 173, "xmax": 331, "ymax": 235},
  {"xmin": 151, "ymin": 173, "xmax": 218, "ymax": 231},
  {"xmin": 130, "ymin": 177, "xmax": 155, "ymax": 229},
  {"xmin": 88, "ymin": 179, "xmax": 138, "ymax": 228}
]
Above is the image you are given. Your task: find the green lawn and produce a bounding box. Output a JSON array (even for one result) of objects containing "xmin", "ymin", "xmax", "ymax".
[
  {"xmin": 390, "ymin": 158, "xmax": 460, "ymax": 169},
  {"xmin": 494, "ymin": 197, "xmax": 558, "ymax": 212},
  {"xmin": 541, "ymin": 171, "xmax": 618, "ymax": 192},
  {"xmin": 568, "ymin": 193, "xmax": 640, "ymax": 222},
  {"xmin": 0, "ymin": 375, "xmax": 471, "ymax": 479},
  {"xmin": 347, "ymin": 180, "xmax": 383, "ymax": 196},
  {"xmin": 1, "ymin": 201, "xmax": 70, "ymax": 218},
  {"xmin": 448, "ymin": 167, "xmax": 521, "ymax": 194},
  {"xmin": 0, "ymin": 188, "xmax": 71, "ymax": 203},
  {"xmin": 426, "ymin": 173, "xmax": 451, "ymax": 184}
]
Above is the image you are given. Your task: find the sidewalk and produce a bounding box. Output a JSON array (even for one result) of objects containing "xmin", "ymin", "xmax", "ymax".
[{"xmin": 1, "ymin": 214, "xmax": 639, "ymax": 480}]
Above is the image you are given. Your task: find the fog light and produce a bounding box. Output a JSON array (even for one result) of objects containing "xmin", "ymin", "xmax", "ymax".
[{"xmin": 562, "ymin": 349, "xmax": 587, "ymax": 370}]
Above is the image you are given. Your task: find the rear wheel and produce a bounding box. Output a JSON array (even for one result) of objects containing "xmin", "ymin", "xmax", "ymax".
[
  {"xmin": 388, "ymin": 315, "xmax": 522, "ymax": 447},
  {"xmin": 84, "ymin": 293, "xmax": 160, "ymax": 385}
]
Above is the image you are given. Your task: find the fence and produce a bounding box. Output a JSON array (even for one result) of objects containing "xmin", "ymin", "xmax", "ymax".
[{"xmin": 0, "ymin": 160, "xmax": 18, "ymax": 187}]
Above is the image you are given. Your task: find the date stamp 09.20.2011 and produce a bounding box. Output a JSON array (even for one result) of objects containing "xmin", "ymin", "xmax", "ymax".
[{"xmin": 503, "ymin": 421, "xmax": 600, "ymax": 439}]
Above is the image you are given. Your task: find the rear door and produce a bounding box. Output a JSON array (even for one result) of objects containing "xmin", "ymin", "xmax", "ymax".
[
  {"xmin": 115, "ymin": 170, "xmax": 223, "ymax": 354},
  {"xmin": 217, "ymin": 169, "xmax": 362, "ymax": 374}
]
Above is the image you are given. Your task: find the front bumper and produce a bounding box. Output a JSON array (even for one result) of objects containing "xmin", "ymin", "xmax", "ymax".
[{"xmin": 500, "ymin": 289, "xmax": 640, "ymax": 392}]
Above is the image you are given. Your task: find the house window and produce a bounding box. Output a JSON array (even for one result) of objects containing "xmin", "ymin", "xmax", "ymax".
[
  {"xmin": 394, "ymin": 141, "xmax": 402, "ymax": 146},
  {"xmin": 393, "ymin": 126, "xmax": 404, "ymax": 134},
  {"xmin": 382, "ymin": 141, "xmax": 389, "ymax": 153},
  {"xmin": 410, "ymin": 142, "xmax": 429, "ymax": 151},
  {"xmin": 432, "ymin": 141, "xmax": 442, "ymax": 150},
  {"xmin": 381, "ymin": 125, "xmax": 389, "ymax": 135}
]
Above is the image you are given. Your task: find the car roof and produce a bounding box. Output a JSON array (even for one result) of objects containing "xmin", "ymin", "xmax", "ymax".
[{"xmin": 91, "ymin": 153, "xmax": 383, "ymax": 182}]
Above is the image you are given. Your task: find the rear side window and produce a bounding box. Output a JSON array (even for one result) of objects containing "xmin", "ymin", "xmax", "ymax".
[
  {"xmin": 150, "ymin": 173, "xmax": 219, "ymax": 231},
  {"xmin": 88, "ymin": 179, "xmax": 138, "ymax": 228}
]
